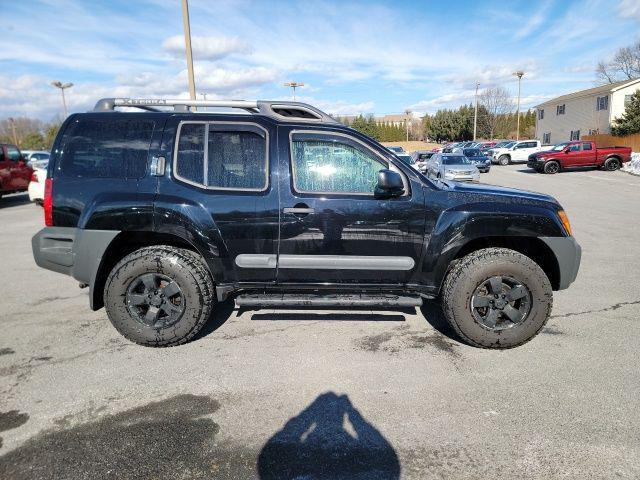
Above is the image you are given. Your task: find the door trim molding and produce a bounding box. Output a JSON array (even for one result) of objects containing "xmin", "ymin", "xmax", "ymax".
[{"xmin": 235, "ymin": 254, "xmax": 415, "ymax": 270}]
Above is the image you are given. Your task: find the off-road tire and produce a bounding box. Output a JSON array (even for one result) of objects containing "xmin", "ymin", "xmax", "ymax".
[
  {"xmin": 544, "ymin": 161, "xmax": 560, "ymax": 174},
  {"xmin": 604, "ymin": 157, "xmax": 621, "ymax": 171},
  {"xmin": 104, "ymin": 246, "xmax": 214, "ymax": 347},
  {"xmin": 498, "ymin": 155, "xmax": 510, "ymax": 166},
  {"xmin": 441, "ymin": 248, "xmax": 553, "ymax": 349}
]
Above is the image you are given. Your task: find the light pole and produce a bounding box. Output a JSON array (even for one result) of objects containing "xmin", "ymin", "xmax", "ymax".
[
  {"xmin": 283, "ymin": 82, "xmax": 304, "ymax": 101},
  {"xmin": 200, "ymin": 93, "xmax": 208, "ymax": 100},
  {"xmin": 8, "ymin": 117, "xmax": 18, "ymax": 146},
  {"xmin": 514, "ymin": 71, "xmax": 524, "ymax": 140},
  {"xmin": 404, "ymin": 109, "xmax": 412, "ymax": 141},
  {"xmin": 181, "ymin": 0, "xmax": 196, "ymax": 102},
  {"xmin": 51, "ymin": 81, "xmax": 73, "ymax": 117},
  {"xmin": 473, "ymin": 82, "xmax": 480, "ymax": 141}
]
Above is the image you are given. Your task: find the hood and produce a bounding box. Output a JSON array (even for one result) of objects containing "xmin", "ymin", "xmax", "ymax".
[
  {"xmin": 443, "ymin": 164, "xmax": 477, "ymax": 173},
  {"xmin": 442, "ymin": 179, "xmax": 558, "ymax": 204},
  {"xmin": 531, "ymin": 149, "xmax": 559, "ymax": 158}
]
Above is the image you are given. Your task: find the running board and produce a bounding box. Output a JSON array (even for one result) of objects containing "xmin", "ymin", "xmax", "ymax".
[{"xmin": 235, "ymin": 293, "xmax": 422, "ymax": 308}]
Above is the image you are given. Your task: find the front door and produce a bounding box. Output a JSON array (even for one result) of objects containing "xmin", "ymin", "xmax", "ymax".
[{"xmin": 276, "ymin": 127, "xmax": 426, "ymax": 286}]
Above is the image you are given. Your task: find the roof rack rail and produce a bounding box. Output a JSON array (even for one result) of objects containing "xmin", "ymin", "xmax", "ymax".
[{"xmin": 92, "ymin": 98, "xmax": 338, "ymax": 124}]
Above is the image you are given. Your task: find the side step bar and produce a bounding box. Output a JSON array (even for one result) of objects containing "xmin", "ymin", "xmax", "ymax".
[{"xmin": 236, "ymin": 293, "xmax": 423, "ymax": 308}]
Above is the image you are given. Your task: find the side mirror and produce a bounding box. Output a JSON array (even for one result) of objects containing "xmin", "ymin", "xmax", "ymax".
[
  {"xmin": 563, "ymin": 147, "xmax": 571, "ymax": 153},
  {"xmin": 375, "ymin": 169, "xmax": 404, "ymax": 198}
]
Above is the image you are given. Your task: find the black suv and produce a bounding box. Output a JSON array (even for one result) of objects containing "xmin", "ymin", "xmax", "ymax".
[{"xmin": 32, "ymin": 98, "xmax": 581, "ymax": 349}]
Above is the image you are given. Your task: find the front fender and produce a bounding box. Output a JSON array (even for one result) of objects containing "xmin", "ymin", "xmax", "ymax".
[{"xmin": 419, "ymin": 202, "xmax": 564, "ymax": 295}]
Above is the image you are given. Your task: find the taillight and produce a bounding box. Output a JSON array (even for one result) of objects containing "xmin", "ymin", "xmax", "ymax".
[
  {"xmin": 31, "ymin": 172, "xmax": 38, "ymax": 182},
  {"xmin": 44, "ymin": 178, "xmax": 53, "ymax": 226}
]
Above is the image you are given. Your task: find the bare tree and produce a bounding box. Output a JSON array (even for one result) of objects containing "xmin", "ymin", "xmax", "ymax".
[
  {"xmin": 596, "ymin": 40, "xmax": 640, "ymax": 84},
  {"xmin": 479, "ymin": 86, "xmax": 514, "ymax": 140}
]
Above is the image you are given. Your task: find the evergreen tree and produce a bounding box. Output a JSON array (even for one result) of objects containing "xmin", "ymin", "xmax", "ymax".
[{"xmin": 611, "ymin": 90, "xmax": 640, "ymax": 136}]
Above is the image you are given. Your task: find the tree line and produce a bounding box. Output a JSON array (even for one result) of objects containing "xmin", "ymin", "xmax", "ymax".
[{"xmin": 0, "ymin": 117, "xmax": 61, "ymax": 150}]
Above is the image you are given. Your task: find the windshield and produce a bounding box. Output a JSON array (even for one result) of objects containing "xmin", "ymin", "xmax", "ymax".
[
  {"xmin": 442, "ymin": 155, "xmax": 471, "ymax": 165},
  {"xmin": 396, "ymin": 154, "xmax": 413, "ymax": 165},
  {"xmin": 502, "ymin": 141, "xmax": 516, "ymax": 149},
  {"xmin": 463, "ymin": 148, "xmax": 482, "ymax": 157},
  {"xmin": 551, "ymin": 142, "xmax": 570, "ymax": 151}
]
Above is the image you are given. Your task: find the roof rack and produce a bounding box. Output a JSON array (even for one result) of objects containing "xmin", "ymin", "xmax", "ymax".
[{"xmin": 92, "ymin": 98, "xmax": 338, "ymax": 124}]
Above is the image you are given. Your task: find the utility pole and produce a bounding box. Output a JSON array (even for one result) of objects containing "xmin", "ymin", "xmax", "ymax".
[
  {"xmin": 283, "ymin": 82, "xmax": 304, "ymax": 101},
  {"xmin": 473, "ymin": 82, "xmax": 479, "ymax": 141},
  {"xmin": 405, "ymin": 109, "xmax": 412, "ymax": 141},
  {"xmin": 8, "ymin": 117, "xmax": 18, "ymax": 146},
  {"xmin": 514, "ymin": 71, "xmax": 524, "ymax": 140},
  {"xmin": 181, "ymin": 0, "xmax": 196, "ymax": 102},
  {"xmin": 50, "ymin": 81, "xmax": 73, "ymax": 117}
]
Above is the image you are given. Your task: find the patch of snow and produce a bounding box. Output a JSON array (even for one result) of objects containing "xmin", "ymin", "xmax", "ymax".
[{"xmin": 622, "ymin": 152, "xmax": 640, "ymax": 176}]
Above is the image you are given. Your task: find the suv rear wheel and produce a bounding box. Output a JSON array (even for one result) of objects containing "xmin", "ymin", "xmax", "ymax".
[
  {"xmin": 441, "ymin": 248, "xmax": 552, "ymax": 349},
  {"xmin": 104, "ymin": 246, "xmax": 214, "ymax": 347}
]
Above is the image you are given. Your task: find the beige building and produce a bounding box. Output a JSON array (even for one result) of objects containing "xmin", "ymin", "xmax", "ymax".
[{"xmin": 535, "ymin": 78, "xmax": 640, "ymax": 144}]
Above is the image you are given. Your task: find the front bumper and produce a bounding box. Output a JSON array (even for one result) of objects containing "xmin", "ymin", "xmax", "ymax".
[{"xmin": 539, "ymin": 236, "xmax": 582, "ymax": 290}]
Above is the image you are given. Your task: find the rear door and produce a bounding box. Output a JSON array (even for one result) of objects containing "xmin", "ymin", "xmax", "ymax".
[
  {"xmin": 157, "ymin": 116, "xmax": 279, "ymax": 284},
  {"xmin": 275, "ymin": 127, "xmax": 427, "ymax": 286}
]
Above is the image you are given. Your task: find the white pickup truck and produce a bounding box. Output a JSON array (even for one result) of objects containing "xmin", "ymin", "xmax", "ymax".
[{"xmin": 491, "ymin": 140, "xmax": 542, "ymax": 165}]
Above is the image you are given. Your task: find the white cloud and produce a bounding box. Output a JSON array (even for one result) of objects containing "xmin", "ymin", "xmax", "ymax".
[
  {"xmin": 162, "ymin": 35, "xmax": 252, "ymax": 61},
  {"xmin": 618, "ymin": 0, "xmax": 640, "ymax": 20}
]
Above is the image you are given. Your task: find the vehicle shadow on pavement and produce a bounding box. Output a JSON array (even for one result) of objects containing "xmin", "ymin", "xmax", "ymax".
[
  {"xmin": 193, "ymin": 299, "xmax": 236, "ymax": 340},
  {"xmin": 0, "ymin": 193, "xmax": 31, "ymax": 209},
  {"xmin": 420, "ymin": 300, "xmax": 461, "ymax": 343},
  {"xmin": 258, "ymin": 391, "xmax": 400, "ymax": 479}
]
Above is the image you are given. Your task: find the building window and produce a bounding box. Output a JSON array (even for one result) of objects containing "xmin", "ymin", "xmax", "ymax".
[
  {"xmin": 588, "ymin": 128, "xmax": 599, "ymax": 135},
  {"xmin": 596, "ymin": 95, "xmax": 609, "ymax": 111},
  {"xmin": 556, "ymin": 104, "xmax": 565, "ymax": 115},
  {"xmin": 570, "ymin": 130, "xmax": 580, "ymax": 141},
  {"xmin": 542, "ymin": 133, "xmax": 551, "ymax": 144},
  {"xmin": 538, "ymin": 109, "xmax": 544, "ymax": 120},
  {"xmin": 624, "ymin": 94, "xmax": 634, "ymax": 107}
]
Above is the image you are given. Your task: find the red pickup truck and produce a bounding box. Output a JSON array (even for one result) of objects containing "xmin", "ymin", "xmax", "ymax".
[
  {"xmin": 527, "ymin": 141, "xmax": 632, "ymax": 174},
  {"xmin": 0, "ymin": 143, "xmax": 33, "ymax": 198}
]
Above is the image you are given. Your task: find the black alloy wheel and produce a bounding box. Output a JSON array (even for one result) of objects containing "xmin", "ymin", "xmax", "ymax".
[
  {"xmin": 470, "ymin": 276, "xmax": 532, "ymax": 331},
  {"xmin": 126, "ymin": 273, "xmax": 185, "ymax": 328}
]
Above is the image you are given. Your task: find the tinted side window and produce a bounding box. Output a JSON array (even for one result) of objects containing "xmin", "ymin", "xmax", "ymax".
[
  {"xmin": 60, "ymin": 119, "xmax": 154, "ymax": 178},
  {"xmin": 582, "ymin": 142, "xmax": 592, "ymax": 151},
  {"xmin": 291, "ymin": 136, "xmax": 385, "ymax": 194},
  {"xmin": 207, "ymin": 128, "xmax": 267, "ymax": 190},
  {"xmin": 176, "ymin": 123, "xmax": 205, "ymax": 184},
  {"xmin": 7, "ymin": 145, "xmax": 21, "ymax": 161}
]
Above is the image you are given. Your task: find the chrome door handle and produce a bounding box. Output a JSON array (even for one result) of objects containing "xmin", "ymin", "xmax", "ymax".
[{"xmin": 283, "ymin": 207, "xmax": 314, "ymax": 214}]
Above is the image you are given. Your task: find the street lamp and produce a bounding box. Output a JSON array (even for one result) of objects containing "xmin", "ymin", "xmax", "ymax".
[
  {"xmin": 283, "ymin": 82, "xmax": 305, "ymax": 101},
  {"xmin": 513, "ymin": 71, "xmax": 524, "ymax": 141},
  {"xmin": 51, "ymin": 81, "xmax": 73, "ymax": 117},
  {"xmin": 404, "ymin": 109, "xmax": 412, "ymax": 141},
  {"xmin": 473, "ymin": 82, "xmax": 480, "ymax": 141},
  {"xmin": 181, "ymin": 0, "xmax": 196, "ymax": 101}
]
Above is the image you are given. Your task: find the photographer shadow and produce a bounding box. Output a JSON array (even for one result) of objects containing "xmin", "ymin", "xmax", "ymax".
[{"xmin": 257, "ymin": 392, "xmax": 400, "ymax": 480}]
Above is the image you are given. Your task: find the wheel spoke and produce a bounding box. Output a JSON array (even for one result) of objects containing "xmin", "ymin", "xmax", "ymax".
[
  {"xmin": 472, "ymin": 296, "xmax": 492, "ymax": 308},
  {"xmin": 162, "ymin": 281, "xmax": 181, "ymax": 298},
  {"xmin": 144, "ymin": 306, "xmax": 160, "ymax": 325},
  {"xmin": 484, "ymin": 309, "xmax": 499, "ymax": 328},
  {"xmin": 139, "ymin": 274, "xmax": 157, "ymax": 291},
  {"xmin": 502, "ymin": 304, "xmax": 522, "ymax": 323},
  {"xmin": 487, "ymin": 277, "xmax": 503, "ymax": 295},
  {"xmin": 507, "ymin": 285, "xmax": 528, "ymax": 301},
  {"xmin": 163, "ymin": 303, "xmax": 183, "ymax": 318},
  {"xmin": 128, "ymin": 294, "xmax": 147, "ymax": 306}
]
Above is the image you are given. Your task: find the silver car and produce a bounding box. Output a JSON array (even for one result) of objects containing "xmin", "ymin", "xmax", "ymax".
[{"xmin": 425, "ymin": 153, "xmax": 480, "ymax": 182}]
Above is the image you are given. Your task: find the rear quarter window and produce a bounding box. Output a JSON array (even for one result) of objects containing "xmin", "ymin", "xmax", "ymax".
[{"xmin": 58, "ymin": 118, "xmax": 155, "ymax": 178}]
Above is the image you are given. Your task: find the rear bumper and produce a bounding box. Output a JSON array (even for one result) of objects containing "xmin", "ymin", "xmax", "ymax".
[
  {"xmin": 32, "ymin": 227, "xmax": 120, "ymax": 306},
  {"xmin": 539, "ymin": 236, "xmax": 582, "ymax": 290}
]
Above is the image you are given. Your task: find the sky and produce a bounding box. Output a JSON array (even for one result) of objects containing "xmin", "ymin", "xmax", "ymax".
[{"xmin": 0, "ymin": 0, "xmax": 639, "ymax": 121}]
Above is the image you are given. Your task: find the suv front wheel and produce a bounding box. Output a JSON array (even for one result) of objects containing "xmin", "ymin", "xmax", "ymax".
[
  {"xmin": 441, "ymin": 248, "xmax": 552, "ymax": 348},
  {"xmin": 104, "ymin": 246, "xmax": 214, "ymax": 347}
]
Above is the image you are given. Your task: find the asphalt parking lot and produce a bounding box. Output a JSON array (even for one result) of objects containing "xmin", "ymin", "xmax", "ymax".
[{"xmin": 1, "ymin": 164, "xmax": 639, "ymax": 479}]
